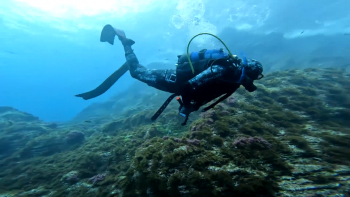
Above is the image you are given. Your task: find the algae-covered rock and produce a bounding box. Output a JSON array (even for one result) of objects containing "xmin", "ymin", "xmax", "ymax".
[
  {"xmin": 66, "ymin": 130, "xmax": 85, "ymax": 144},
  {"xmin": 1, "ymin": 68, "xmax": 350, "ymax": 197},
  {"xmin": 61, "ymin": 171, "xmax": 80, "ymax": 183},
  {"xmin": 0, "ymin": 106, "xmax": 39, "ymax": 122},
  {"xmin": 117, "ymin": 133, "xmax": 287, "ymax": 197},
  {"xmin": 0, "ymin": 108, "xmax": 52, "ymax": 160},
  {"xmin": 101, "ymin": 119, "xmax": 124, "ymax": 133}
]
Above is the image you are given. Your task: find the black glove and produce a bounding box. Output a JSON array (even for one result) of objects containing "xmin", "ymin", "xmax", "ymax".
[
  {"xmin": 179, "ymin": 105, "xmax": 193, "ymax": 118},
  {"xmin": 242, "ymin": 76, "xmax": 257, "ymax": 92},
  {"xmin": 243, "ymin": 83, "xmax": 257, "ymax": 92}
]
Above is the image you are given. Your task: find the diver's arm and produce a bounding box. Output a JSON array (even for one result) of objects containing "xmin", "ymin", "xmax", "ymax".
[
  {"xmin": 180, "ymin": 64, "xmax": 226, "ymax": 106},
  {"xmin": 241, "ymin": 79, "xmax": 257, "ymax": 92},
  {"xmin": 178, "ymin": 64, "xmax": 227, "ymax": 117}
]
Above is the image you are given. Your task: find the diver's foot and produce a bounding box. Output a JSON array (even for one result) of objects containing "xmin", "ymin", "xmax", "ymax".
[
  {"xmin": 114, "ymin": 28, "xmax": 126, "ymax": 40},
  {"xmin": 113, "ymin": 28, "xmax": 135, "ymax": 46},
  {"xmin": 121, "ymin": 38, "xmax": 135, "ymax": 46}
]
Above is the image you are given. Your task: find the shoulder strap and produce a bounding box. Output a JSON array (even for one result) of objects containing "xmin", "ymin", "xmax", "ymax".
[{"xmin": 201, "ymin": 92, "xmax": 234, "ymax": 112}]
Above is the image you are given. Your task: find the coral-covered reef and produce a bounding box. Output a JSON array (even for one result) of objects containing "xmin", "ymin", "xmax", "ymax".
[{"xmin": 0, "ymin": 68, "xmax": 349, "ymax": 197}]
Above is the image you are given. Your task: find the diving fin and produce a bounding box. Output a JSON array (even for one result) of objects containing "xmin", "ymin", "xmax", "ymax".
[
  {"xmin": 100, "ymin": 24, "xmax": 116, "ymax": 45},
  {"xmin": 100, "ymin": 24, "xmax": 127, "ymax": 45},
  {"xmin": 75, "ymin": 62, "xmax": 129, "ymax": 100},
  {"xmin": 77, "ymin": 25, "xmax": 131, "ymax": 100}
]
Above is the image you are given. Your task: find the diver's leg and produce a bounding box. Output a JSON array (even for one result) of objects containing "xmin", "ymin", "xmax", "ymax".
[{"xmin": 117, "ymin": 33, "xmax": 178, "ymax": 93}]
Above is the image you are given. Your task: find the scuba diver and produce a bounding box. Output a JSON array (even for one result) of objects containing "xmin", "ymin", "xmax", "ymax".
[{"xmin": 75, "ymin": 24, "xmax": 264, "ymax": 125}]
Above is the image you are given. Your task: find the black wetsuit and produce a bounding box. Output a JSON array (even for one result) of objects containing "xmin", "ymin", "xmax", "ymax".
[
  {"xmin": 76, "ymin": 33, "xmax": 262, "ymax": 124},
  {"xmin": 124, "ymin": 48, "xmax": 249, "ymax": 113},
  {"xmin": 76, "ymin": 27, "xmax": 263, "ymax": 124}
]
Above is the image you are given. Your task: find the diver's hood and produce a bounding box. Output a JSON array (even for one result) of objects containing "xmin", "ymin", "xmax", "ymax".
[
  {"xmin": 244, "ymin": 59, "xmax": 264, "ymax": 80},
  {"xmin": 236, "ymin": 65, "xmax": 258, "ymax": 92}
]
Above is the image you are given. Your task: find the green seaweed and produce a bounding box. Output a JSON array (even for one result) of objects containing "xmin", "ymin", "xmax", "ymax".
[
  {"xmin": 276, "ymin": 96, "xmax": 289, "ymax": 104},
  {"xmin": 2, "ymin": 67, "xmax": 350, "ymax": 196},
  {"xmin": 322, "ymin": 147, "xmax": 350, "ymax": 165},
  {"xmin": 308, "ymin": 175, "xmax": 338, "ymax": 184},
  {"xmin": 239, "ymin": 122, "xmax": 279, "ymax": 136},
  {"xmin": 320, "ymin": 134, "xmax": 350, "ymax": 147},
  {"xmin": 213, "ymin": 120, "xmax": 232, "ymax": 137},
  {"xmin": 209, "ymin": 136, "xmax": 224, "ymax": 146},
  {"xmin": 288, "ymin": 75, "xmax": 308, "ymax": 85},
  {"xmin": 286, "ymin": 136, "xmax": 317, "ymax": 157},
  {"xmin": 190, "ymin": 126, "xmax": 213, "ymax": 140},
  {"xmin": 299, "ymin": 87, "xmax": 317, "ymax": 96},
  {"xmin": 280, "ymin": 87, "xmax": 301, "ymax": 96}
]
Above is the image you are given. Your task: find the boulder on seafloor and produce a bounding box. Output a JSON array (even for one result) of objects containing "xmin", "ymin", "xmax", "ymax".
[
  {"xmin": 61, "ymin": 171, "xmax": 80, "ymax": 184},
  {"xmin": 0, "ymin": 107, "xmax": 47, "ymax": 160},
  {"xmin": 143, "ymin": 126, "xmax": 161, "ymax": 139},
  {"xmin": 66, "ymin": 130, "xmax": 85, "ymax": 144},
  {"xmin": 0, "ymin": 108, "xmax": 86, "ymax": 161},
  {"xmin": 0, "ymin": 106, "xmax": 39, "ymax": 122},
  {"xmin": 101, "ymin": 120, "xmax": 124, "ymax": 133},
  {"xmin": 118, "ymin": 136, "xmax": 284, "ymax": 197}
]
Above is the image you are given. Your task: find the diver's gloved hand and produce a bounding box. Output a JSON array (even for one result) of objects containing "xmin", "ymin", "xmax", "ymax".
[
  {"xmin": 179, "ymin": 105, "xmax": 195, "ymax": 118},
  {"xmin": 244, "ymin": 83, "xmax": 257, "ymax": 92},
  {"xmin": 178, "ymin": 82, "xmax": 201, "ymax": 118},
  {"xmin": 241, "ymin": 76, "xmax": 257, "ymax": 92}
]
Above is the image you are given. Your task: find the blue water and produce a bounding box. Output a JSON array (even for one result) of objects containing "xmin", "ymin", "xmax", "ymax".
[{"xmin": 1, "ymin": 0, "xmax": 350, "ymax": 122}]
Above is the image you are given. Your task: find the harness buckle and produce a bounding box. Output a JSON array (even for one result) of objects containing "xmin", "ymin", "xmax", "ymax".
[{"xmin": 166, "ymin": 73, "xmax": 177, "ymax": 83}]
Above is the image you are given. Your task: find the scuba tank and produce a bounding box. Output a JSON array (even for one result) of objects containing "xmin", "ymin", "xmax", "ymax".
[
  {"xmin": 175, "ymin": 48, "xmax": 232, "ymax": 84},
  {"xmin": 177, "ymin": 48, "xmax": 228, "ymax": 64}
]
